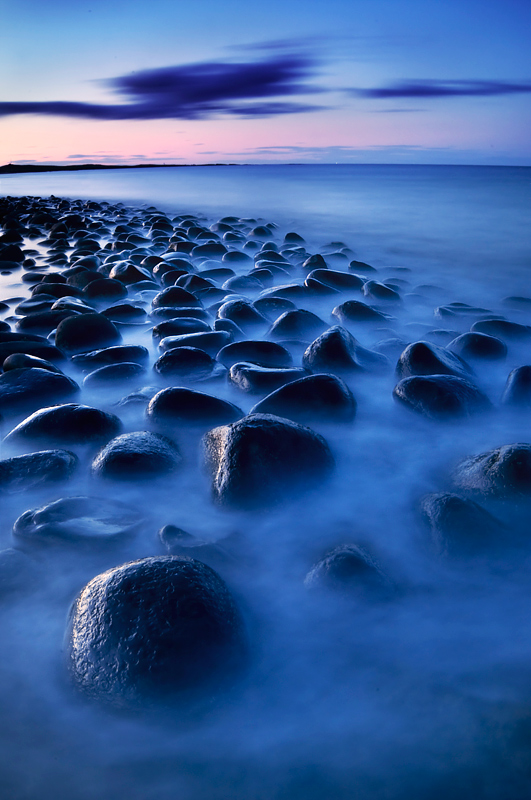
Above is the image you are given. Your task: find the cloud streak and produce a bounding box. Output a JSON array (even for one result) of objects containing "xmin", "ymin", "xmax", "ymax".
[
  {"xmin": 0, "ymin": 55, "xmax": 323, "ymax": 121},
  {"xmin": 352, "ymin": 79, "xmax": 531, "ymax": 99}
]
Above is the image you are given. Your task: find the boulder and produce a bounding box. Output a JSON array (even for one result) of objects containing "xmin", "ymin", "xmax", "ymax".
[
  {"xmin": 250, "ymin": 373, "xmax": 356, "ymax": 424},
  {"xmin": 447, "ymin": 332, "xmax": 507, "ymax": 361},
  {"xmin": 217, "ymin": 340, "xmax": 292, "ymax": 369},
  {"xmin": 55, "ymin": 313, "xmax": 122, "ymax": 355},
  {"xmin": 501, "ymin": 366, "xmax": 531, "ymax": 406},
  {"xmin": 229, "ymin": 363, "xmax": 307, "ymax": 394},
  {"xmin": 147, "ymin": 387, "xmax": 242, "ymax": 428},
  {"xmin": 393, "ymin": 375, "xmax": 490, "ymax": 420},
  {"xmin": 452, "ymin": 443, "xmax": 531, "ymax": 498},
  {"xmin": 304, "ymin": 544, "xmax": 389, "ymax": 593},
  {"xmin": 4, "ymin": 403, "xmax": 121, "ymax": 446},
  {"xmin": 420, "ymin": 492, "xmax": 506, "ymax": 556},
  {"xmin": 92, "ymin": 432, "xmax": 182, "ymax": 480},
  {"xmin": 0, "ymin": 449, "xmax": 78, "ymax": 492},
  {"xmin": 0, "ymin": 368, "xmax": 79, "ymax": 415},
  {"xmin": 396, "ymin": 341, "xmax": 472, "ymax": 380},
  {"xmin": 303, "ymin": 326, "xmax": 387, "ymax": 374}
]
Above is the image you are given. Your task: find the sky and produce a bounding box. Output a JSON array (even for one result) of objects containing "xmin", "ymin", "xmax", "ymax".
[{"xmin": 1, "ymin": 0, "xmax": 530, "ymax": 166}]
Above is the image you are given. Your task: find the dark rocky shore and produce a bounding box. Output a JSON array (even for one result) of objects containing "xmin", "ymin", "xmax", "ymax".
[{"xmin": 1, "ymin": 193, "xmax": 531, "ymax": 795}]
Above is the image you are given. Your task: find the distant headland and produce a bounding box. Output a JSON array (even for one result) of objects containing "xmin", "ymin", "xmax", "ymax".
[{"xmin": 0, "ymin": 163, "xmax": 236, "ymax": 174}]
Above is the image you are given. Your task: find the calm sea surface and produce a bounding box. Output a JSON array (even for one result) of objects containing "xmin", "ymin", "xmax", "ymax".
[{"xmin": 1, "ymin": 165, "xmax": 531, "ymax": 800}]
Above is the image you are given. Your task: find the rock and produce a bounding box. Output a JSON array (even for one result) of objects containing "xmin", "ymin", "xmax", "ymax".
[
  {"xmin": 16, "ymin": 309, "xmax": 82, "ymax": 336},
  {"xmin": 217, "ymin": 340, "xmax": 292, "ymax": 369},
  {"xmin": 471, "ymin": 319, "xmax": 531, "ymax": 340},
  {"xmin": 4, "ymin": 403, "xmax": 122, "ymax": 446},
  {"xmin": 13, "ymin": 496, "xmax": 142, "ymax": 548},
  {"xmin": 152, "ymin": 286, "xmax": 201, "ymax": 309},
  {"xmin": 2, "ymin": 353, "xmax": 62, "ymax": 374},
  {"xmin": 229, "ymin": 363, "xmax": 307, "ymax": 394},
  {"xmin": 305, "ymin": 269, "xmax": 364, "ymax": 291},
  {"xmin": 0, "ymin": 368, "xmax": 79, "ymax": 415},
  {"xmin": 420, "ymin": 492, "xmax": 506, "ymax": 556},
  {"xmin": 302, "ymin": 254, "xmax": 327, "ymax": 270},
  {"xmin": 152, "ymin": 318, "xmax": 211, "ymax": 341},
  {"xmin": 396, "ymin": 341, "xmax": 472, "ymax": 380},
  {"xmin": 217, "ymin": 299, "xmax": 267, "ymax": 331},
  {"xmin": 102, "ymin": 303, "xmax": 148, "ymax": 323},
  {"xmin": 302, "ymin": 326, "xmax": 387, "ymax": 374},
  {"xmin": 83, "ymin": 279, "xmax": 129, "ymax": 303},
  {"xmin": 268, "ymin": 309, "xmax": 326, "ymax": 340},
  {"xmin": 452, "ymin": 443, "xmax": 531, "ymax": 498},
  {"xmin": 304, "ymin": 544, "xmax": 389, "ymax": 593},
  {"xmin": 0, "ymin": 341, "xmax": 66, "ymax": 365},
  {"xmin": 55, "ymin": 313, "xmax": 122, "ymax": 355},
  {"xmin": 203, "ymin": 413, "xmax": 334, "ymax": 509},
  {"xmin": 252, "ymin": 296, "xmax": 296, "ymax": 321},
  {"xmin": 363, "ymin": 280, "xmax": 401, "ymax": 303},
  {"xmin": 71, "ymin": 345, "xmax": 149, "ymax": 370},
  {"xmin": 154, "ymin": 347, "xmax": 217, "ymax": 380},
  {"xmin": 393, "ymin": 375, "xmax": 490, "ymax": 420},
  {"xmin": 65, "ymin": 556, "xmax": 246, "ymax": 707},
  {"xmin": 92, "ymin": 432, "xmax": 182, "ymax": 480},
  {"xmin": 447, "ymin": 332, "xmax": 507, "ymax": 361},
  {"xmin": 109, "ymin": 263, "xmax": 151, "ymax": 284},
  {"xmin": 501, "ymin": 366, "xmax": 531, "ymax": 406},
  {"xmin": 159, "ymin": 331, "xmax": 231, "ymax": 358},
  {"xmin": 0, "ymin": 449, "xmax": 78, "ymax": 492},
  {"xmin": 331, "ymin": 300, "xmax": 390, "ymax": 325},
  {"xmin": 83, "ymin": 362, "xmax": 147, "ymax": 387},
  {"xmin": 250, "ymin": 373, "xmax": 356, "ymax": 424},
  {"xmin": 147, "ymin": 387, "xmax": 242, "ymax": 428}
]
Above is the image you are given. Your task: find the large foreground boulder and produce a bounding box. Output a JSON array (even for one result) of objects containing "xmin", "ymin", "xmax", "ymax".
[
  {"xmin": 203, "ymin": 413, "xmax": 334, "ymax": 509},
  {"xmin": 65, "ymin": 556, "xmax": 247, "ymax": 707}
]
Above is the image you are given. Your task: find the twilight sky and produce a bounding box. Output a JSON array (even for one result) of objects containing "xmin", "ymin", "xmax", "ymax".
[{"xmin": 2, "ymin": 0, "xmax": 530, "ymax": 165}]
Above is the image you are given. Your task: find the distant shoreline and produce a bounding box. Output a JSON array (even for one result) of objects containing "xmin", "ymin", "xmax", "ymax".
[{"xmin": 0, "ymin": 163, "xmax": 239, "ymax": 175}]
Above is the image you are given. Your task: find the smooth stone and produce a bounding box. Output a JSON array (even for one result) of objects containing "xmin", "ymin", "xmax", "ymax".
[
  {"xmin": 217, "ymin": 299, "xmax": 267, "ymax": 331},
  {"xmin": 222, "ymin": 275, "xmax": 262, "ymax": 294},
  {"xmin": 2, "ymin": 353, "xmax": 62, "ymax": 374},
  {"xmin": 420, "ymin": 492, "xmax": 506, "ymax": 556},
  {"xmin": 252, "ymin": 297, "xmax": 296, "ymax": 321},
  {"xmin": 363, "ymin": 280, "xmax": 401, "ymax": 303},
  {"xmin": 471, "ymin": 319, "xmax": 531, "ymax": 340},
  {"xmin": 55, "ymin": 313, "xmax": 121, "ymax": 356},
  {"xmin": 16, "ymin": 309, "xmax": 82, "ymax": 336},
  {"xmin": 65, "ymin": 269, "xmax": 102, "ymax": 289},
  {"xmin": 501, "ymin": 366, "xmax": 531, "ymax": 406},
  {"xmin": 304, "ymin": 544, "xmax": 389, "ymax": 593},
  {"xmin": 92, "ymin": 432, "xmax": 182, "ymax": 480},
  {"xmin": 152, "ymin": 318, "xmax": 211, "ymax": 340},
  {"xmin": 250, "ymin": 373, "xmax": 357, "ymax": 424},
  {"xmin": 52, "ymin": 297, "xmax": 94, "ymax": 315},
  {"xmin": 396, "ymin": 341, "xmax": 472, "ymax": 380},
  {"xmin": 0, "ymin": 449, "xmax": 78, "ymax": 492},
  {"xmin": 4, "ymin": 403, "xmax": 122, "ymax": 446},
  {"xmin": 217, "ymin": 340, "xmax": 292, "ymax": 369},
  {"xmin": 331, "ymin": 300, "xmax": 391, "ymax": 324},
  {"xmin": 302, "ymin": 254, "xmax": 327, "ymax": 270},
  {"xmin": 203, "ymin": 413, "xmax": 334, "ymax": 509},
  {"xmin": 305, "ymin": 268, "xmax": 364, "ymax": 291},
  {"xmin": 83, "ymin": 362, "xmax": 147, "ymax": 387},
  {"xmin": 213, "ymin": 319, "xmax": 246, "ymax": 340},
  {"xmin": 447, "ymin": 332, "xmax": 507, "ymax": 361},
  {"xmin": 159, "ymin": 331, "xmax": 231, "ymax": 357},
  {"xmin": 349, "ymin": 260, "xmax": 377, "ymax": 273},
  {"xmin": 393, "ymin": 375, "xmax": 491, "ymax": 419},
  {"xmin": 102, "ymin": 303, "xmax": 148, "ymax": 323},
  {"xmin": 147, "ymin": 387, "xmax": 242, "ymax": 428},
  {"xmin": 13, "ymin": 496, "xmax": 142, "ymax": 548},
  {"xmin": 152, "ymin": 287, "xmax": 201, "ymax": 309},
  {"xmin": 268, "ymin": 309, "xmax": 326, "ymax": 340},
  {"xmin": 109, "ymin": 263, "xmax": 151, "ymax": 284},
  {"xmin": 302, "ymin": 326, "xmax": 387, "ymax": 374},
  {"xmin": 65, "ymin": 556, "xmax": 246, "ymax": 707},
  {"xmin": 83, "ymin": 279, "xmax": 129, "ymax": 302},
  {"xmin": 71, "ymin": 344, "xmax": 149, "ymax": 370},
  {"xmin": 32, "ymin": 282, "xmax": 83, "ymax": 299},
  {"xmin": 229, "ymin": 363, "xmax": 307, "ymax": 394},
  {"xmin": 0, "ymin": 368, "xmax": 79, "ymax": 414},
  {"xmin": 150, "ymin": 306, "xmax": 210, "ymax": 323},
  {"xmin": 453, "ymin": 443, "xmax": 531, "ymax": 498},
  {"xmin": 304, "ymin": 277, "xmax": 341, "ymax": 296},
  {"xmin": 154, "ymin": 347, "xmax": 216, "ymax": 380}
]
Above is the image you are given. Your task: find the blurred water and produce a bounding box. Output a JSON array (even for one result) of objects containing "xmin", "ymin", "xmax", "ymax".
[{"xmin": 1, "ymin": 166, "xmax": 531, "ymax": 800}]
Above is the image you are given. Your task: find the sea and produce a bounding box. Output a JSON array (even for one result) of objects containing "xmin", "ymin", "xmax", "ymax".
[{"xmin": 1, "ymin": 164, "xmax": 531, "ymax": 800}]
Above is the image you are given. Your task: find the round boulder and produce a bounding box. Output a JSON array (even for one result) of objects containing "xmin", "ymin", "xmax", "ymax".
[
  {"xmin": 393, "ymin": 375, "xmax": 490, "ymax": 420},
  {"xmin": 452, "ymin": 443, "xmax": 531, "ymax": 498},
  {"xmin": 92, "ymin": 432, "xmax": 182, "ymax": 480},
  {"xmin": 4, "ymin": 403, "xmax": 122, "ymax": 446},
  {"xmin": 147, "ymin": 387, "xmax": 242, "ymax": 428},
  {"xmin": 250, "ymin": 373, "xmax": 356, "ymax": 424},
  {"xmin": 0, "ymin": 450, "xmax": 78, "ymax": 492},
  {"xmin": 55, "ymin": 313, "xmax": 122, "ymax": 356}
]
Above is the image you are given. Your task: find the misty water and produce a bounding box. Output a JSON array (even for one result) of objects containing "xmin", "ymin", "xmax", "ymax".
[{"xmin": 1, "ymin": 165, "xmax": 531, "ymax": 799}]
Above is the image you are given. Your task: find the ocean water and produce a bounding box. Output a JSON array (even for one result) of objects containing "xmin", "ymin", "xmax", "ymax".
[{"xmin": 1, "ymin": 165, "xmax": 531, "ymax": 800}]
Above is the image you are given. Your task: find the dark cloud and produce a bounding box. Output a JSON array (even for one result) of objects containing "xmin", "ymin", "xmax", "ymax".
[
  {"xmin": 0, "ymin": 55, "xmax": 323, "ymax": 121},
  {"xmin": 352, "ymin": 79, "xmax": 531, "ymax": 99}
]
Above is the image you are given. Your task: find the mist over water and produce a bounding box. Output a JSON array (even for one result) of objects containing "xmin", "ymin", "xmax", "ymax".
[{"xmin": 1, "ymin": 165, "xmax": 531, "ymax": 799}]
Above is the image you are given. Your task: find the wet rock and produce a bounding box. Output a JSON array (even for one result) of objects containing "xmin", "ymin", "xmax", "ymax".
[
  {"xmin": 217, "ymin": 299, "xmax": 267, "ymax": 331},
  {"xmin": 13, "ymin": 496, "xmax": 142, "ymax": 548},
  {"xmin": 2, "ymin": 353, "xmax": 62, "ymax": 374},
  {"xmin": 252, "ymin": 296, "xmax": 296, "ymax": 321},
  {"xmin": 229, "ymin": 363, "xmax": 307, "ymax": 394},
  {"xmin": 92, "ymin": 432, "xmax": 182, "ymax": 480},
  {"xmin": 304, "ymin": 544, "xmax": 389, "ymax": 593},
  {"xmin": 150, "ymin": 306, "xmax": 210, "ymax": 323},
  {"xmin": 147, "ymin": 387, "xmax": 242, "ymax": 428},
  {"xmin": 453, "ymin": 443, "xmax": 531, "ymax": 498},
  {"xmin": 396, "ymin": 341, "xmax": 472, "ymax": 380},
  {"xmin": 83, "ymin": 279, "xmax": 129, "ymax": 302},
  {"xmin": 0, "ymin": 340, "xmax": 66, "ymax": 365},
  {"xmin": 66, "ymin": 556, "xmax": 246, "ymax": 707},
  {"xmin": 268, "ymin": 309, "xmax": 326, "ymax": 340},
  {"xmin": 0, "ymin": 449, "xmax": 78, "ymax": 492},
  {"xmin": 251, "ymin": 373, "xmax": 356, "ymax": 424},
  {"xmin": 154, "ymin": 347, "xmax": 217, "ymax": 380},
  {"xmin": 217, "ymin": 340, "xmax": 292, "ymax": 369},
  {"xmin": 349, "ymin": 260, "xmax": 377, "ymax": 274},
  {"xmin": 109, "ymin": 263, "xmax": 151, "ymax": 284},
  {"xmin": 302, "ymin": 326, "xmax": 387, "ymax": 374},
  {"xmin": 71, "ymin": 344, "xmax": 149, "ymax": 370},
  {"xmin": 331, "ymin": 300, "xmax": 391, "ymax": 325},
  {"xmin": 4, "ymin": 403, "xmax": 122, "ymax": 446},
  {"xmin": 16, "ymin": 309, "xmax": 83, "ymax": 336},
  {"xmin": 102, "ymin": 303, "xmax": 148, "ymax": 323},
  {"xmin": 302, "ymin": 254, "xmax": 327, "ymax": 270},
  {"xmin": 83, "ymin": 362, "xmax": 147, "ymax": 387},
  {"xmin": 152, "ymin": 286, "xmax": 201, "ymax": 309},
  {"xmin": 305, "ymin": 269, "xmax": 364, "ymax": 291},
  {"xmin": 0, "ymin": 368, "xmax": 79, "ymax": 415},
  {"xmin": 471, "ymin": 319, "xmax": 531, "ymax": 340},
  {"xmin": 501, "ymin": 366, "xmax": 531, "ymax": 406},
  {"xmin": 363, "ymin": 280, "xmax": 401, "ymax": 303},
  {"xmin": 447, "ymin": 332, "xmax": 507, "ymax": 361},
  {"xmin": 213, "ymin": 319, "xmax": 245, "ymax": 340},
  {"xmin": 55, "ymin": 313, "xmax": 122, "ymax": 355},
  {"xmin": 159, "ymin": 331, "xmax": 231, "ymax": 357},
  {"xmin": 393, "ymin": 375, "xmax": 490, "ymax": 420},
  {"xmin": 420, "ymin": 492, "xmax": 506, "ymax": 556},
  {"xmin": 203, "ymin": 413, "xmax": 334, "ymax": 509}
]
